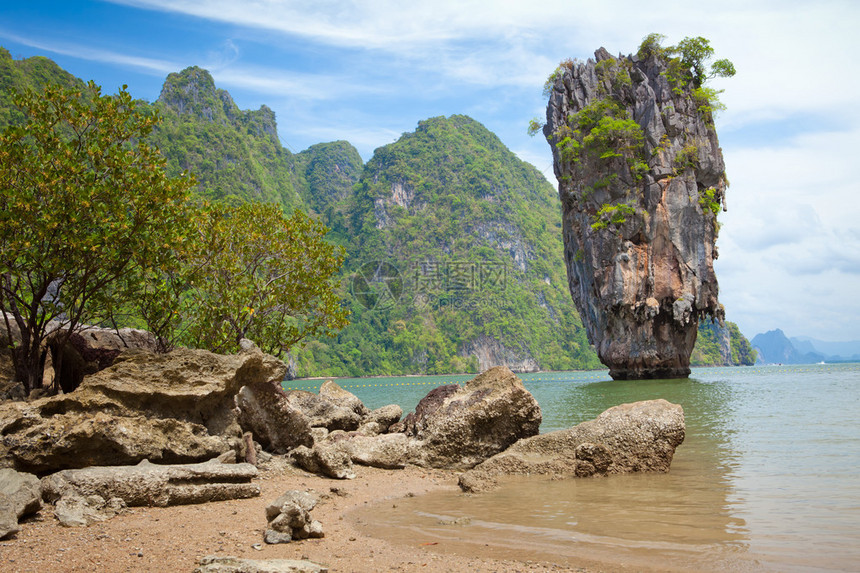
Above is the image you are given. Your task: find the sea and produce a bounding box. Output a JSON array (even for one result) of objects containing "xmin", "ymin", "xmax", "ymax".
[{"xmin": 286, "ymin": 363, "xmax": 860, "ymax": 572}]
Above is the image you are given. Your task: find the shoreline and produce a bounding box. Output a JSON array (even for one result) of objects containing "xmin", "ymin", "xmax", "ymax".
[{"xmin": 0, "ymin": 461, "xmax": 608, "ymax": 573}]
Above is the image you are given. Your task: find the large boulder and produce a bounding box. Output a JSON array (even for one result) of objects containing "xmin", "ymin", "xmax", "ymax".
[
  {"xmin": 290, "ymin": 443, "xmax": 355, "ymax": 480},
  {"xmin": 458, "ymin": 399, "xmax": 685, "ymax": 492},
  {"xmin": 395, "ymin": 366, "xmax": 541, "ymax": 469},
  {"xmin": 0, "ymin": 342, "xmax": 287, "ymax": 473},
  {"xmin": 235, "ymin": 382, "xmax": 315, "ymax": 454},
  {"xmin": 235, "ymin": 380, "xmax": 373, "ymax": 454},
  {"xmin": 0, "ymin": 468, "xmax": 41, "ymax": 539},
  {"xmin": 282, "ymin": 389, "xmax": 362, "ymax": 431}
]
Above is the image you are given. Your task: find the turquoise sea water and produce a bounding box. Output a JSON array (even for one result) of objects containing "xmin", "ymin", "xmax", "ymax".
[{"xmin": 289, "ymin": 364, "xmax": 860, "ymax": 571}]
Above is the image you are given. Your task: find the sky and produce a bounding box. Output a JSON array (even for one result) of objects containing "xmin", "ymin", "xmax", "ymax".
[{"xmin": 2, "ymin": 0, "xmax": 859, "ymax": 342}]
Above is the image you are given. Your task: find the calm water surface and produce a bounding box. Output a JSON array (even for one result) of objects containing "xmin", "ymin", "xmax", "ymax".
[{"xmin": 289, "ymin": 364, "xmax": 860, "ymax": 571}]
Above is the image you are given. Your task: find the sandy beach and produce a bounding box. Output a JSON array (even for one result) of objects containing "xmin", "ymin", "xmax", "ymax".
[{"xmin": 0, "ymin": 461, "xmax": 610, "ymax": 573}]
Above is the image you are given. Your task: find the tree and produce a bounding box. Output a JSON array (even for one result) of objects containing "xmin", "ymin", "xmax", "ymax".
[
  {"xmin": 673, "ymin": 36, "xmax": 736, "ymax": 87},
  {"xmin": 179, "ymin": 199, "xmax": 350, "ymax": 356},
  {"xmin": 0, "ymin": 81, "xmax": 194, "ymax": 393}
]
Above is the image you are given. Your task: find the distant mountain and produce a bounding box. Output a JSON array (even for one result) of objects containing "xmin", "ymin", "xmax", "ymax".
[
  {"xmin": 791, "ymin": 336, "xmax": 860, "ymax": 361},
  {"xmin": 752, "ymin": 329, "xmax": 826, "ymax": 364},
  {"xmin": 0, "ymin": 48, "xmax": 758, "ymax": 376}
]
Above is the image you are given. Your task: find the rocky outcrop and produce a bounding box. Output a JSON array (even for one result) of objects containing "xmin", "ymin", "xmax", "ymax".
[
  {"xmin": 544, "ymin": 47, "xmax": 725, "ymax": 379},
  {"xmin": 458, "ymin": 399, "xmax": 684, "ymax": 492},
  {"xmin": 394, "ymin": 366, "xmax": 541, "ymax": 469},
  {"xmin": 290, "ymin": 443, "xmax": 355, "ymax": 480},
  {"xmin": 41, "ymin": 458, "xmax": 260, "ymax": 509},
  {"xmin": 0, "ymin": 468, "xmax": 42, "ymax": 538},
  {"xmin": 235, "ymin": 382, "xmax": 315, "ymax": 454},
  {"xmin": 0, "ymin": 343, "xmax": 286, "ymax": 473}
]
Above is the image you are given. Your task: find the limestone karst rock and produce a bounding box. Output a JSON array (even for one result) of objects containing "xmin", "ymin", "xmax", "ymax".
[
  {"xmin": 544, "ymin": 47, "xmax": 726, "ymax": 379},
  {"xmin": 458, "ymin": 399, "xmax": 685, "ymax": 492}
]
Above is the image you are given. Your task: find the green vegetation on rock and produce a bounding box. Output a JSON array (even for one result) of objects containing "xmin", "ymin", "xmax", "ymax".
[{"xmin": 691, "ymin": 321, "xmax": 757, "ymax": 366}]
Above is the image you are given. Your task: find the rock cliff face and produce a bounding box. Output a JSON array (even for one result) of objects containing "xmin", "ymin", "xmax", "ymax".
[{"xmin": 544, "ymin": 47, "xmax": 725, "ymax": 379}]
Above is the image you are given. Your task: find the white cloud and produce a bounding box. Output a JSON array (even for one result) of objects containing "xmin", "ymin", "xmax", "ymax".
[{"xmin": 0, "ymin": 28, "xmax": 178, "ymax": 75}]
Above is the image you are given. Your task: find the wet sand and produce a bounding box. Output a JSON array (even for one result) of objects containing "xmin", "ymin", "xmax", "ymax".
[{"xmin": 0, "ymin": 462, "xmax": 609, "ymax": 572}]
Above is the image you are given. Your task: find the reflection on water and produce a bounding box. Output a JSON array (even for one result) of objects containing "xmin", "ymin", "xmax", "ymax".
[{"xmin": 301, "ymin": 365, "xmax": 860, "ymax": 571}]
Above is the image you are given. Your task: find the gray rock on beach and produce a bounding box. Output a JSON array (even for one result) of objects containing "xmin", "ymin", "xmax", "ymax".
[
  {"xmin": 458, "ymin": 398, "xmax": 685, "ymax": 492},
  {"xmin": 194, "ymin": 555, "xmax": 328, "ymax": 573},
  {"xmin": 0, "ymin": 468, "xmax": 41, "ymax": 539},
  {"xmin": 396, "ymin": 366, "xmax": 542, "ymax": 469},
  {"xmin": 41, "ymin": 458, "xmax": 260, "ymax": 511}
]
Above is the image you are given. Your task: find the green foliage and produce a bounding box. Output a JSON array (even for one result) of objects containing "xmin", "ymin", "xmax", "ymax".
[
  {"xmin": 692, "ymin": 86, "xmax": 727, "ymax": 121},
  {"xmin": 637, "ymin": 33, "xmax": 668, "ymax": 60},
  {"xmin": 0, "ymin": 53, "xmax": 605, "ymax": 379},
  {"xmin": 0, "ymin": 81, "xmax": 194, "ymax": 391},
  {"xmin": 675, "ymin": 144, "xmax": 699, "ymax": 171},
  {"xmin": 178, "ymin": 200, "xmax": 350, "ymax": 356},
  {"xmin": 527, "ymin": 117, "xmax": 544, "ymax": 137},
  {"xmin": 556, "ymin": 99, "xmax": 644, "ymax": 168},
  {"xmin": 591, "ymin": 203, "xmax": 636, "ymax": 231},
  {"xmin": 698, "ymin": 187, "xmax": 721, "ymax": 215},
  {"xmin": 293, "ymin": 114, "xmax": 602, "ymax": 376},
  {"xmin": 639, "ymin": 34, "xmax": 735, "ymax": 112},
  {"xmin": 0, "ymin": 47, "xmax": 82, "ymax": 129},
  {"xmin": 595, "ymin": 58, "xmax": 632, "ymax": 94}
]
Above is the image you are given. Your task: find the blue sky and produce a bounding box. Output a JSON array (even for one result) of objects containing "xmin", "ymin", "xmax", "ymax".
[{"xmin": 2, "ymin": 0, "xmax": 859, "ymax": 342}]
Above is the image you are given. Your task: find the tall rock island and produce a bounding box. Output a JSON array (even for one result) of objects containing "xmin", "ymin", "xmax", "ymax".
[{"xmin": 544, "ymin": 43, "xmax": 727, "ymax": 379}]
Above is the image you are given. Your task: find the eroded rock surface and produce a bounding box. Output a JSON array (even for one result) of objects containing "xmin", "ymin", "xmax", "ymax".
[
  {"xmin": 41, "ymin": 458, "xmax": 260, "ymax": 509},
  {"xmin": 0, "ymin": 343, "xmax": 285, "ymax": 473},
  {"xmin": 263, "ymin": 490, "xmax": 324, "ymax": 544},
  {"xmin": 0, "ymin": 468, "xmax": 41, "ymax": 538},
  {"xmin": 194, "ymin": 555, "xmax": 327, "ymax": 573},
  {"xmin": 544, "ymin": 47, "xmax": 725, "ymax": 379},
  {"xmin": 396, "ymin": 366, "xmax": 541, "ymax": 469},
  {"xmin": 458, "ymin": 399, "xmax": 685, "ymax": 492}
]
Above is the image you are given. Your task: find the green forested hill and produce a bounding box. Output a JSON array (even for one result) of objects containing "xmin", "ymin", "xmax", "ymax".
[
  {"xmin": 294, "ymin": 115, "xmax": 601, "ymax": 376},
  {"xmin": 0, "ymin": 49, "xmax": 756, "ymax": 374}
]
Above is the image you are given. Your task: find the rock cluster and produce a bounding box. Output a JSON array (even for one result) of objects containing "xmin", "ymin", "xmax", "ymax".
[
  {"xmin": 263, "ymin": 490, "xmax": 324, "ymax": 544},
  {"xmin": 284, "ymin": 366, "xmax": 541, "ymax": 478},
  {"xmin": 458, "ymin": 399, "xmax": 685, "ymax": 492},
  {"xmin": 544, "ymin": 47, "xmax": 725, "ymax": 379}
]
